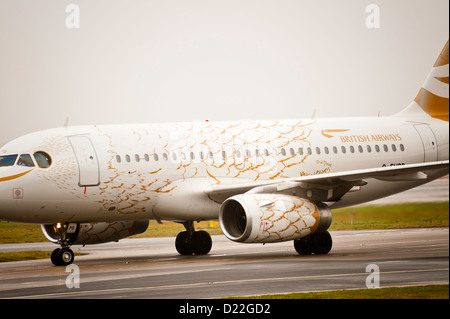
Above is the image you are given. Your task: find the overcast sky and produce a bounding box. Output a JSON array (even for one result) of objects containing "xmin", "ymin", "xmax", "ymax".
[{"xmin": 0, "ymin": 0, "xmax": 448, "ymax": 145}]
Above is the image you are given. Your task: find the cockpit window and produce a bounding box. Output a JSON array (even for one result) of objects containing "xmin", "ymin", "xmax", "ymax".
[
  {"xmin": 17, "ymin": 154, "xmax": 35, "ymax": 167},
  {"xmin": 0, "ymin": 154, "xmax": 18, "ymax": 167},
  {"xmin": 33, "ymin": 151, "xmax": 52, "ymax": 168}
]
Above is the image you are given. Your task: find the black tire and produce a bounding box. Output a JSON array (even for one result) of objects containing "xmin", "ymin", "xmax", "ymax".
[
  {"xmin": 51, "ymin": 248, "xmax": 61, "ymax": 266},
  {"xmin": 294, "ymin": 231, "xmax": 333, "ymax": 255},
  {"xmin": 193, "ymin": 231, "xmax": 212, "ymax": 255},
  {"xmin": 294, "ymin": 236, "xmax": 314, "ymax": 255},
  {"xmin": 56, "ymin": 247, "xmax": 74, "ymax": 266},
  {"xmin": 312, "ymin": 231, "xmax": 333, "ymax": 255},
  {"xmin": 175, "ymin": 231, "xmax": 193, "ymax": 255}
]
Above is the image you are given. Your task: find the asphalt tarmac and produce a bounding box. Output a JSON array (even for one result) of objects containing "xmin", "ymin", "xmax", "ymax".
[{"xmin": 0, "ymin": 228, "xmax": 448, "ymax": 299}]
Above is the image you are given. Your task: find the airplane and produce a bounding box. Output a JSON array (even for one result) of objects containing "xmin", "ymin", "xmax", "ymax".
[{"xmin": 0, "ymin": 39, "xmax": 448, "ymax": 266}]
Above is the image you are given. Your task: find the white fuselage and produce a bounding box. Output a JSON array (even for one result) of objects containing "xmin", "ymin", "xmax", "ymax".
[{"xmin": 0, "ymin": 115, "xmax": 448, "ymax": 224}]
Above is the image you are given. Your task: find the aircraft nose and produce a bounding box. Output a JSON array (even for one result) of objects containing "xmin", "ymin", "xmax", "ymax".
[
  {"xmin": 0, "ymin": 180, "xmax": 11, "ymax": 220},
  {"xmin": 0, "ymin": 167, "xmax": 33, "ymax": 183},
  {"xmin": 0, "ymin": 167, "xmax": 33, "ymax": 205},
  {"xmin": 0, "ymin": 169, "xmax": 31, "ymax": 222}
]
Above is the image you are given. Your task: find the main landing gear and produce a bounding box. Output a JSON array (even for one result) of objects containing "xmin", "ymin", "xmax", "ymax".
[
  {"xmin": 293, "ymin": 231, "xmax": 333, "ymax": 255},
  {"xmin": 175, "ymin": 221, "xmax": 212, "ymax": 255}
]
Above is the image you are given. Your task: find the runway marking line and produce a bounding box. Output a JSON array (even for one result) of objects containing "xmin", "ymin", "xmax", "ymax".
[{"xmin": 5, "ymin": 267, "xmax": 448, "ymax": 299}]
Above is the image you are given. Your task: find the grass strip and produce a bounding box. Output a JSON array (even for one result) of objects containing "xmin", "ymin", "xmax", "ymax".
[
  {"xmin": 0, "ymin": 250, "xmax": 84, "ymax": 262},
  {"xmin": 226, "ymin": 284, "xmax": 449, "ymax": 299},
  {"xmin": 0, "ymin": 250, "xmax": 52, "ymax": 262},
  {"xmin": 329, "ymin": 202, "xmax": 449, "ymax": 230}
]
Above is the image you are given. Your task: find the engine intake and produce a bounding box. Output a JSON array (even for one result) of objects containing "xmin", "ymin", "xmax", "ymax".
[{"xmin": 219, "ymin": 194, "xmax": 331, "ymax": 243}]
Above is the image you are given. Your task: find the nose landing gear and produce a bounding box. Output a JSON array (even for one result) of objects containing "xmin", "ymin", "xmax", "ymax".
[{"xmin": 47, "ymin": 223, "xmax": 78, "ymax": 266}]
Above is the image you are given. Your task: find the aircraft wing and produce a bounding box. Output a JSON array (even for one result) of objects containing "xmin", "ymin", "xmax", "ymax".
[{"xmin": 206, "ymin": 160, "xmax": 449, "ymax": 203}]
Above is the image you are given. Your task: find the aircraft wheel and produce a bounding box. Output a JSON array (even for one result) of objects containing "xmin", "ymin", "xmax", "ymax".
[
  {"xmin": 312, "ymin": 231, "xmax": 333, "ymax": 254},
  {"xmin": 175, "ymin": 230, "xmax": 212, "ymax": 255},
  {"xmin": 51, "ymin": 248, "xmax": 61, "ymax": 265},
  {"xmin": 51, "ymin": 247, "xmax": 74, "ymax": 266},
  {"xmin": 175, "ymin": 231, "xmax": 193, "ymax": 255},
  {"xmin": 294, "ymin": 231, "xmax": 332, "ymax": 255},
  {"xmin": 193, "ymin": 230, "xmax": 212, "ymax": 255},
  {"xmin": 293, "ymin": 236, "xmax": 314, "ymax": 255}
]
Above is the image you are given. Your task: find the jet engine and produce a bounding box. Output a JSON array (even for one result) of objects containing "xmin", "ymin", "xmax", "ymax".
[
  {"xmin": 41, "ymin": 220, "xmax": 149, "ymax": 245},
  {"xmin": 219, "ymin": 194, "xmax": 331, "ymax": 243}
]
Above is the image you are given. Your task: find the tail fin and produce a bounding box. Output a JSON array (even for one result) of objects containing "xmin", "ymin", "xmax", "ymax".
[{"xmin": 408, "ymin": 39, "xmax": 449, "ymax": 121}]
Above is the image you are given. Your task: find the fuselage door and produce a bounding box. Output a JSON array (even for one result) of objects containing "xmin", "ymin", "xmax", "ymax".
[
  {"xmin": 414, "ymin": 124, "xmax": 438, "ymax": 162},
  {"xmin": 68, "ymin": 135, "xmax": 100, "ymax": 187}
]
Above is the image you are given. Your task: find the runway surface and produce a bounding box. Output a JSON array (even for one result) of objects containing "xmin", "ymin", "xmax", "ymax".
[{"xmin": 0, "ymin": 228, "xmax": 448, "ymax": 299}]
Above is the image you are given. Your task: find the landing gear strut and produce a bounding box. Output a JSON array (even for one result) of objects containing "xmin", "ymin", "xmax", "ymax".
[
  {"xmin": 175, "ymin": 221, "xmax": 212, "ymax": 255},
  {"xmin": 294, "ymin": 231, "xmax": 332, "ymax": 255}
]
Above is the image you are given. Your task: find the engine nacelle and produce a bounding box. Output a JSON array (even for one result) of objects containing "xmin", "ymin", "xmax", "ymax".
[
  {"xmin": 219, "ymin": 194, "xmax": 331, "ymax": 243},
  {"xmin": 41, "ymin": 221, "xmax": 149, "ymax": 245}
]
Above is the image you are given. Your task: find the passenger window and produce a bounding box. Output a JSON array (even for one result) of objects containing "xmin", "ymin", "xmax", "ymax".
[
  {"xmin": 290, "ymin": 148, "xmax": 295, "ymax": 156},
  {"xmin": 190, "ymin": 152, "xmax": 195, "ymax": 160},
  {"xmin": 135, "ymin": 154, "xmax": 140, "ymax": 162},
  {"xmin": 341, "ymin": 146, "xmax": 346, "ymax": 154},
  {"xmin": 299, "ymin": 148, "xmax": 304, "ymax": 155},
  {"xmin": 315, "ymin": 147, "xmax": 321, "ymax": 155},
  {"xmin": 222, "ymin": 151, "xmax": 227, "ymax": 159},
  {"xmin": 392, "ymin": 144, "xmax": 397, "ymax": 152},
  {"xmin": 116, "ymin": 155, "xmax": 121, "ymax": 163},
  {"xmin": 144, "ymin": 154, "xmax": 149, "ymax": 162},
  {"xmin": 324, "ymin": 147, "xmax": 329, "ymax": 154},
  {"xmin": 172, "ymin": 153, "xmax": 177, "ymax": 161},
  {"xmin": 383, "ymin": 144, "xmax": 388, "ymax": 152},
  {"xmin": 400, "ymin": 144, "xmax": 405, "ymax": 151},
  {"xmin": 263, "ymin": 149, "xmax": 269, "ymax": 156},
  {"xmin": 349, "ymin": 146, "xmax": 355, "ymax": 153},
  {"xmin": 281, "ymin": 148, "xmax": 286, "ymax": 156},
  {"xmin": 0, "ymin": 154, "xmax": 18, "ymax": 167},
  {"xmin": 154, "ymin": 154, "xmax": 159, "ymax": 161},
  {"xmin": 125, "ymin": 155, "xmax": 131, "ymax": 163},
  {"xmin": 375, "ymin": 145, "xmax": 380, "ymax": 152},
  {"xmin": 358, "ymin": 145, "xmax": 363, "ymax": 153},
  {"xmin": 163, "ymin": 153, "xmax": 168, "ymax": 161},
  {"xmin": 367, "ymin": 145, "xmax": 372, "ymax": 153},
  {"xmin": 307, "ymin": 147, "xmax": 312, "ymax": 155},
  {"xmin": 33, "ymin": 151, "xmax": 52, "ymax": 168},
  {"xmin": 17, "ymin": 154, "xmax": 35, "ymax": 167},
  {"xmin": 333, "ymin": 146, "xmax": 338, "ymax": 154}
]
